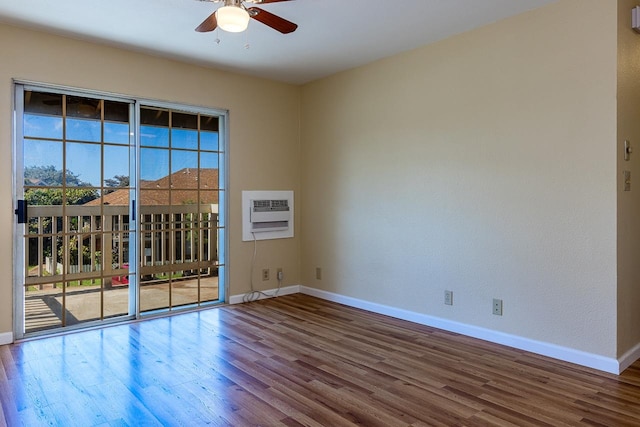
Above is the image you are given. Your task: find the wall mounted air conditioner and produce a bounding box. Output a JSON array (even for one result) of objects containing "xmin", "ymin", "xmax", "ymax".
[
  {"xmin": 242, "ymin": 191, "xmax": 294, "ymax": 241},
  {"xmin": 250, "ymin": 199, "xmax": 290, "ymax": 232}
]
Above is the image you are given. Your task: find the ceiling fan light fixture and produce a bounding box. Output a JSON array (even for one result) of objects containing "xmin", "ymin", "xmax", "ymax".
[{"xmin": 216, "ymin": 6, "xmax": 250, "ymax": 33}]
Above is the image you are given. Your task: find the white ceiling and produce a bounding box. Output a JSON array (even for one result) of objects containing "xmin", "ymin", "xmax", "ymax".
[{"xmin": 0, "ymin": 0, "xmax": 557, "ymax": 85}]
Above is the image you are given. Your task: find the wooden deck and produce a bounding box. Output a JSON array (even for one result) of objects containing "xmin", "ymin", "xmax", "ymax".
[{"xmin": 1, "ymin": 294, "xmax": 639, "ymax": 426}]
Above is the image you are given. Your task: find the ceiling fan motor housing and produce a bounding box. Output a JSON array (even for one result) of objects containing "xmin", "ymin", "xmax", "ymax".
[{"xmin": 196, "ymin": 0, "xmax": 298, "ymax": 34}]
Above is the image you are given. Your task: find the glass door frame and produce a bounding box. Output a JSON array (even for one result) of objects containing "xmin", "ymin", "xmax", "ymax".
[
  {"xmin": 134, "ymin": 99, "xmax": 228, "ymax": 317},
  {"xmin": 13, "ymin": 81, "xmax": 229, "ymax": 339}
]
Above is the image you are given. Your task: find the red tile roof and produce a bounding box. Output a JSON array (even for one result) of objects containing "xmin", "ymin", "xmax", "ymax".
[{"xmin": 85, "ymin": 168, "xmax": 219, "ymax": 206}]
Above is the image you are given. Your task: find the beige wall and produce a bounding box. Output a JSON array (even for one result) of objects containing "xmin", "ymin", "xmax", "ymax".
[
  {"xmin": 300, "ymin": 0, "xmax": 620, "ymax": 357},
  {"xmin": 0, "ymin": 23, "xmax": 301, "ymax": 335},
  {"xmin": 3, "ymin": 0, "xmax": 639, "ymax": 367},
  {"xmin": 617, "ymin": 0, "xmax": 640, "ymax": 356}
]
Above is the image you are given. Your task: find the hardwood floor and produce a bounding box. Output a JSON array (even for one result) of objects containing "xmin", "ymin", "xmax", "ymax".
[{"xmin": 1, "ymin": 294, "xmax": 639, "ymax": 426}]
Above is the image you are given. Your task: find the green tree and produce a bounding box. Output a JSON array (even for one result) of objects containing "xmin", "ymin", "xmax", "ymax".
[
  {"xmin": 24, "ymin": 165, "xmax": 87, "ymax": 187},
  {"xmin": 104, "ymin": 174, "xmax": 129, "ymax": 194},
  {"xmin": 24, "ymin": 165, "xmax": 98, "ymax": 206},
  {"xmin": 24, "ymin": 165, "xmax": 99, "ymax": 265},
  {"xmin": 105, "ymin": 174, "xmax": 129, "ymax": 188},
  {"xmin": 25, "ymin": 187, "xmax": 99, "ymax": 206}
]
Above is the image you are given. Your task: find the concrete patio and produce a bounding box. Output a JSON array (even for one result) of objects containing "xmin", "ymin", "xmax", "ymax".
[{"xmin": 24, "ymin": 276, "xmax": 220, "ymax": 333}]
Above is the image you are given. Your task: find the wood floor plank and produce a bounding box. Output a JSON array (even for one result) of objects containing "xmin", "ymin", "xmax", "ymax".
[
  {"xmin": 1, "ymin": 293, "xmax": 640, "ymax": 426},
  {"xmin": 230, "ymin": 355, "xmax": 358, "ymax": 426}
]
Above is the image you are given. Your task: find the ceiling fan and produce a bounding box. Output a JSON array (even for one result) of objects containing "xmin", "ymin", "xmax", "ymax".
[{"xmin": 196, "ymin": 0, "xmax": 298, "ymax": 34}]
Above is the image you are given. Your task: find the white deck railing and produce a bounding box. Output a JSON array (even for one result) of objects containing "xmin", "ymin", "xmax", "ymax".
[{"xmin": 25, "ymin": 204, "xmax": 219, "ymax": 286}]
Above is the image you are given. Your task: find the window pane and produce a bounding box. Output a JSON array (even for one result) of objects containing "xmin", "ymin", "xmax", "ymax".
[
  {"xmin": 65, "ymin": 281, "xmax": 101, "ymax": 324},
  {"xmin": 66, "ymin": 118, "xmax": 101, "ymax": 142},
  {"xmin": 66, "ymin": 142, "xmax": 101, "ymax": 187},
  {"xmin": 140, "ymin": 189, "xmax": 170, "ymax": 207},
  {"xmin": 24, "ymin": 114, "xmax": 63, "ymax": 140},
  {"xmin": 24, "ymin": 91, "xmax": 62, "ymax": 116},
  {"xmin": 200, "ymin": 151, "xmax": 218, "ymax": 170},
  {"xmin": 200, "ymin": 153, "xmax": 219, "ymax": 191},
  {"xmin": 64, "ymin": 188, "xmax": 100, "ymax": 206},
  {"xmin": 24, "ymin": 141, "xmax": 63, "ymax": 186},
  {"xmin": 104, "ymin": 145, "xmax": 130, "ymax": 188},
  {"xmin": 25, "ymin": 285, "xmax": 63, "ymax": 333},
  {"xmin": 141, "ymin": 125, "xmax": 169, "ymax": 148},
  {"xmin": 200, "ymin": 131, "xmax": 218, "ymax": 151},
  {"xmin": 66, "ymin": 96, "xmax": 100, "ymax": 119},
  {"xmin": 172, "ymin": 112, "xmax": 197, "ymax": 130},
  {"xmin": 108, "ymin": 231, "xmax": 130, "ymax": 269},
  {"xmin": 141, "ymin": 148, "xmax": 169, "ymax": 185},
  {"xmin": 140, "ymin": 282, "xmax": 170, "ymax": 313},
  {"xmin": 104, "ymin": 122, "xmax": 130, "ymax": 145},
  {"xmin": 171, "ymin": 129, "xmax": 198, "ymax": 150},
  {"xmin": 171, "ymin": 151, "xmax": 198, "ymax": 186},
  {"xmin": 104, "ymin": 100, "xmax": 129, "ymax": 123},
  {"xmin": 200, "ymin": 274, "xmax": 218, "ymax": 303},
  {"xmin": 199, "ymin": 190, "xmax": 219, "ymax": 208},
  {"xmin": 198, "ymin": 225, "xmax": 216, "ymax": 262},
  {"xmin": 104, "ymin": 285, "xmax": 129, "ymax": 319},
  {"xmin": 25, "ymin": 188, "xmax": 64, "ymax": 207},
  {"xmin": 198, "ymin": 168, "xmax": 217, "ymax": 190},
  {"xmin": 172, "ymin": 280, "xmax": 198, "ymax": 308},
  {"xmin": 141, "ymin": 107, "xmax": 169, "ymax": 126},
  {"xmin": 200, "ymin": 115, "xmax": 219, "ymax": 132},
  {"xmin": 173, "ymin": 191, "xmax": 199, "ymax": 211}
]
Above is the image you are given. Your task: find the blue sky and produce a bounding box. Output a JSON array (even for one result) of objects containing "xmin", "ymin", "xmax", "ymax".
[{"xmin": 23, "ymin": 114, "xmax": 219, "ymax": 187}]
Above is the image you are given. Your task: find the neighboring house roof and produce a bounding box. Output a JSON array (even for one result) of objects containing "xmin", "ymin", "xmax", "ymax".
[
  {"xmin": 85, "ymin": 168, "xmax": 219, "ymax": 206},
  {"xmin": 25, "ymin": 177, "xmax": 46, "ymax": 186}
]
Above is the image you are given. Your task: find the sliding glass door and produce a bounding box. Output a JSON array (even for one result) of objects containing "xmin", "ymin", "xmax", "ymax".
[
  {"xmin": 14, "ymin": 84, "xmax": 226, "ymax": 338},
  {"xmin": 138, "ymin": 106, "xmax": 224, "ymax": 314},
  {"xmin": 16, "ymin": 88, "xmax": 135, "ymax": 335}
]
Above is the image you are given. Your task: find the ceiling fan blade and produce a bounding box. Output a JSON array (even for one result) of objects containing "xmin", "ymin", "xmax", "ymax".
[
  {"xmin": 248, "ymin": 7, "xmax": 297, "ymax": 34},
  {"xmin": 195, "ymin": 12, "xmax": 218, "ymax": 32},
  {"xmin": 256, "ymin": 0, "xmax": 295, "ymax": 3}
]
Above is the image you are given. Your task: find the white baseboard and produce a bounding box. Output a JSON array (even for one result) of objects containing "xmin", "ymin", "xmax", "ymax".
[
  {"xmin": 229, "ymin": 285, "xmax": 301, "ymax": 305},
  {"xmin": 3, "ymin": 286, "xmax": 636, "ymax": 374},
  {"xmin": 0, "ymin": 332, "xmax": 14, "ymax": 346},
  {"xmin": 299, "ymin": 286, "xmax": 624, "ymax": 374},
  {"xmin": 619, "ymin": 342, "xmax": 640, "ymax": 373}
]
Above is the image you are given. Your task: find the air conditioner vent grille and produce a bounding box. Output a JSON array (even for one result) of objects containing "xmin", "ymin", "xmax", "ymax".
[
  {"xmin": 252, "ymin": 199, "xmax": 289, "ymax": 212},
  {"xmin": 271, "ymin": 199, "xmax": 289, "ymax": 209}
]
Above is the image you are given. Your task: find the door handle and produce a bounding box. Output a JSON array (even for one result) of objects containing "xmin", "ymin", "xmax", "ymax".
[{"xmin": 15, "ymin": 200, "xmax": 27, "ymax": 224}]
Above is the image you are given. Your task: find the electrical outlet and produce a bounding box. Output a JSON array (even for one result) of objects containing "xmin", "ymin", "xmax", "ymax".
[
  {"xmin": 444, "ymin": 290, "xmax": 453, "ymax": 306},
  {"xmin": 493, "ymin": 298, "xmax": 503, "ymax": 316},
  {"xmin": 315, "ymin": 267, "xmax": 322, "ymax": 280},
  {"xmin": 262, "ymin": 268, "xmax": 270, "ymax": 281},
  {"xmin": 277, "ymin": 268, "xmax": 283, "ymax": 281}
]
